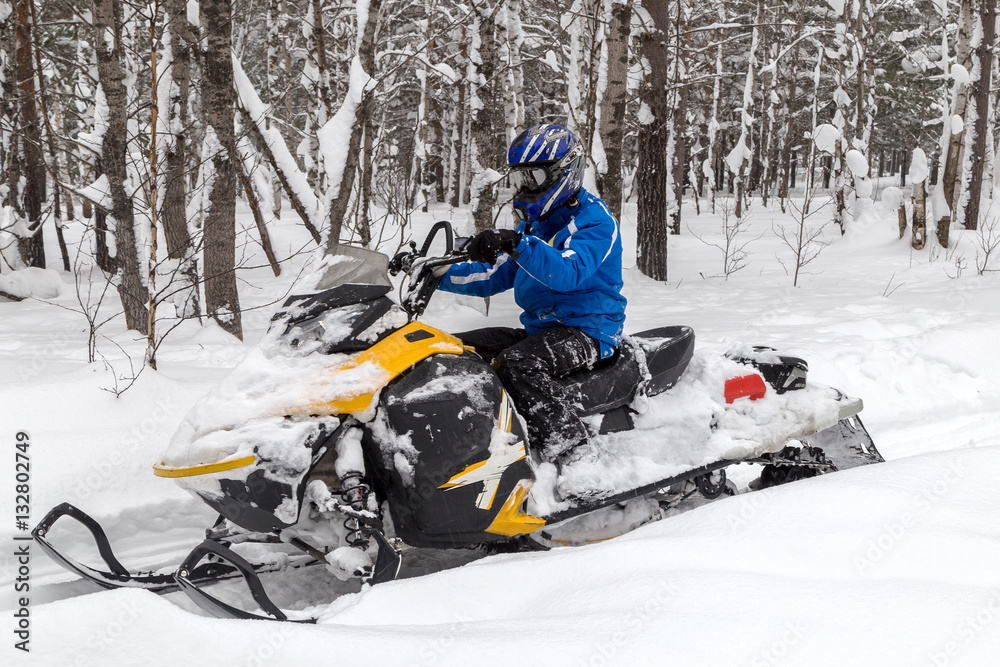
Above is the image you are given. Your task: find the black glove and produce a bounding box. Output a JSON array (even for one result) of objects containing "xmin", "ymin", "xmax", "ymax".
[{"xmin": 467, "ymin": 229, "xmax": 522, "ymax": 264}]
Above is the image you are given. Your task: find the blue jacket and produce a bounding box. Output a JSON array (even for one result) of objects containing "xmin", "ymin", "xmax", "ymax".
[{"xmin": 439, "ymin": 188, "xmax": 626, "ymax": 358}]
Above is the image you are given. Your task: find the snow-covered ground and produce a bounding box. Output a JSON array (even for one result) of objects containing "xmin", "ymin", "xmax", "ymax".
[{"xmin": 3, "ymin": 195, "xmax": 1000, "ymax": 665}]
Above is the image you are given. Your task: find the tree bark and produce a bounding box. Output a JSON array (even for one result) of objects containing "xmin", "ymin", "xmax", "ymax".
[
  {"xmin": 961, "ymin": 0, "xmax": 995, "ymax": 231},
  {"xmin": 470, "ymin": 2, "xmax": 505, "ymax": 233},
  {"xmin": 94, "ymin": 0, "xmax": 149, "ymax": 332},
  {"xmin": 668, "ymin": 0, "xmax": 688, "ymax": 236},
  {"xmin": 162, "ymin": 0, "xmax": 193, "ymax": 260},
  {"xmin": 943, "ymin": 0, "xmax": 975, "ymax": 215},
  {"xmin": 778, "ymin": 0, "xmax": 805, "ymax": 203},
  {"xmin": 599, "ymin": 0, "xmax": 631, "ymax": 220},
  {"xmin": 449, "ymin": 26, "xmax": 468, "ymax": 209},
  {"xmin": 14, "ymin": 0, "xmax": 46, "ymax": 268},
  {"xmin": 636, "ymin": 0, "xmax": 670, "ymax": 281},
  {"xmin": 912, "ymin": 178, "xmax": 926, "ymax": 250},
  {"xmin": 201, "ymin": 0, "xmax": 243, "ymax": 339},
  {"xmin": 28, "ymin": 0, "xmax": 69, "ymax": 271}
]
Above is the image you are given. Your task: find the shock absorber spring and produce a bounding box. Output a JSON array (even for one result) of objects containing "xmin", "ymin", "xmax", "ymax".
[
  {"xmin": 340, "ymin": 472, "xmax": 369, "ymax": 511},
  {"xmin": 340, "ymin": 472, "xmax": 370, "ymax": 547}
]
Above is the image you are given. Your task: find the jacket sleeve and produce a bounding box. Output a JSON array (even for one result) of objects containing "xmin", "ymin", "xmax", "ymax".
[
  {"xmin": 438, "ymin": 254, "xmax": 518, "ymax": 298},
  {"xmin": 514, "ymin": 212, "xmax": 619, "ymax": 292}
]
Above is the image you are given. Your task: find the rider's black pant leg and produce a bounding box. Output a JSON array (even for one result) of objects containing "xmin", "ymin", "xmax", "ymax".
[
  {"xmin": 494, "ymin": 327, "xmax": 600, "ymax": 460},
  {"xmin": 453, "ymin": 327, "xmax": 527, "ymax": 364}
]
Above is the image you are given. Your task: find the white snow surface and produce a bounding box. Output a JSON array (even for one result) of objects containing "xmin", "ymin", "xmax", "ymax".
[
  {"xmin": 0, "ymin": 267, "xmax": 62, "ymax": 299},
  {"xmin": 4, "ymin": 196, "xmax": 1000, "ymax": 666}
]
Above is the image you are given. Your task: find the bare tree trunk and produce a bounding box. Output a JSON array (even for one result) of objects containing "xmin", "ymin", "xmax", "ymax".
[
  {"xmin": 599, "ymin": 0, "xmax": 632, "ymax": 220},
  {"xmin": 324, "ymin": 0, "xmax": 383, "ymax": 250},
  {"xmin": 359, "ymin": 109, "xmax": 375, "ymax": 245},
  {"xmin": 94, "ymin": 0, "xmax": 148, "ymax": 332},
  {"xmin": 162, "ymin": 0, "xmax": 192, "ymax": 260},
  {"xmin": 943, "ymin": 0, "xmax": 975, "ymax": 216},
  {"xmin": 831, "ymin": 0, "xmax": 849, "ymax": 233},
  {"xmin": 636, "ymin": 0, "xmax": 669, "ymax": 280},
  {"xmin": 449, "ymin": 27, "xmax": 468, "ymax": 209},
  {"xmin": 28, "ymin": 0, "xmax": 69, "ymax": 271},
  {"xmin": 147, "ymin": 3, "xmax": 160, "ymax": 369},
  {"xmin": 962, "ymin": 0, "xmax": 995, "ymax": 231},
  {"xmin": 730, "ymin": 1, "xmax": 762, "ymax": 219},
  {"xmin": 304, "ymin": 0, "xmax": 333, "ymax": 191},
  {"xmin": 668, "ymin": 0, "xmax": 688, "ymax": 236},
  {"xmin": 201, "ymin": 0, "xmax": 242, "ymax": 339},
  {"xmin": 705, "ymin": 0, "xmax": 726, "ymax": 213},
  {"xmin": 912, "ymin": 179, "xmax": 927, "ymax": 250},
  {"xmin": 506, "ymin": 0, "xmax": 525, "ymax": 132},
  {"xmin": 14, "ymin": 0, "xmax": 46, "ymax": 268},
  {"xmin": 778, "ymin": 0, "xmax": 805, "ymax": 204},
  {"xmin": 235, "ymin": 151, "xmax": 281, "ymax": 276},
  {"xmin": 470, "ymin": 2, "xmax": 504, "ymax": 233}
]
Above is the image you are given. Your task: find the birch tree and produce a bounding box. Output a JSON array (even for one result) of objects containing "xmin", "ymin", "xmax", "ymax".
[
  {"xmin": 598, "ymin": 0, "xmax": 631, "ymax": 219},
  {"xmin": 468, "ymin": 1, "xmax": 504, "ymax": 233},
  {"xmin": 94, "ymin": 0, "xmax": 149, "ymax": 332},
  {"xmin": 960, "ymin": 0, "xmax": 996, "ymax": 231},
  {"xmin": 323, "ymin": 0, "xmax": 384, "ymax": 249}
]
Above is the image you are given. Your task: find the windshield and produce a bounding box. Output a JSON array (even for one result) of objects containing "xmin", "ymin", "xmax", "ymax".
[{"xmin": 309, "ymin": 245, "xmax": 392, "ymax": 292}]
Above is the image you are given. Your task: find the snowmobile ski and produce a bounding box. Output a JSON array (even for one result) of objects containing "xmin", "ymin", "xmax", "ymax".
[
  {"xmin": 173, "ymin": 527, "xmax": 401, "ymax": 622},
  {"xmin": 32, "ymin": 503, "xmax": 318, "ymax": 594}
]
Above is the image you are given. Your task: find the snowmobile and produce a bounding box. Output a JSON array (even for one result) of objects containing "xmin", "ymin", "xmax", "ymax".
[{"xmin": 33, "ymin": 221, "xmax": 883, "ymax": 622}]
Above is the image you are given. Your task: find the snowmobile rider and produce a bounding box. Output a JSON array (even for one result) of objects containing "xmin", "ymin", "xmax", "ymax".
[{"xmin": 438, "ymin": 123, "xmax": 626, "ymax": 466}]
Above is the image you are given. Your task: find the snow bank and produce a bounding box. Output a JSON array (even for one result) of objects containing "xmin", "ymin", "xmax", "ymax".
[
  {"xmin": 24, "ymin": 447, "xmax": 1000, "ymax": 666},
  {"xmin": 0, "ymin": 267, "xmax": 63, "ymax": 299}
]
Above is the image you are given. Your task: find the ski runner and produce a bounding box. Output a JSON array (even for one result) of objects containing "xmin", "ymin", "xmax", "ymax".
[{"xmin": 439, "ymin": 124, "xmax": 626, "ymax": 467}]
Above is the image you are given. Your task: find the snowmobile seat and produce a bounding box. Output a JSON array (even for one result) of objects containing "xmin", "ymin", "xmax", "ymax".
[
  {"xmin": 561, "ymin": 326, "xmax": 694, "ymax": 416},
  {"xmin": 561, "ymin": 342, "xmax": 644, "ymax": 417},
  {"xmin": 631, "ymin": 326, "xmax": 695, "ymax": 397}
]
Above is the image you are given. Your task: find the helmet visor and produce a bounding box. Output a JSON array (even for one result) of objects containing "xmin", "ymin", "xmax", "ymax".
[{"xmin": 509, "ymin": 166, "xmax": 551, "ymax": 195}]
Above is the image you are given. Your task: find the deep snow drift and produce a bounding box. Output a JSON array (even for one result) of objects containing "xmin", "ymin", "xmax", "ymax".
[{"xmin": 3, "ymin": 193, "xmax": 1000, "ymax": 665}]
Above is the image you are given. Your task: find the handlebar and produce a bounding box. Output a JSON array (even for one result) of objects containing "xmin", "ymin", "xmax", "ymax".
[{"xmin": 391, "ymin": 220, "xmax": 470, "ymax": 317}]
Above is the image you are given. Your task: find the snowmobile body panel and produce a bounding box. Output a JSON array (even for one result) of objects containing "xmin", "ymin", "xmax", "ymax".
[
  {"xmin": 152, "ymin": 455, "xmax": 256, "ymax": 478},
  {"xmin": 196, "ymin": 422, "xmax": 340, "ymax": 533},
  {"xmin": 366, "ymin": 352, "xmax": 542, "ymax": 548},
  {"xmin": 284, "ymin": 321, "xmax": 466, "ymax": 418}
]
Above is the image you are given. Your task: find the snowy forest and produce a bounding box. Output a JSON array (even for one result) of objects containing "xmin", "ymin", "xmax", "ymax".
[
  {"xmin": 6, "ymin": 1, "xmax": 1000, "ymax": 661},
  {"xmin": 4, "ymin": 0, "xmax": 1000, "ymax": 357}
]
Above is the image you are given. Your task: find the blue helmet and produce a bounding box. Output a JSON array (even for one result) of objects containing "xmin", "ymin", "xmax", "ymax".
[{"xmin": 507, "ymin": 124, "xmax": 585, "ymax": 224}]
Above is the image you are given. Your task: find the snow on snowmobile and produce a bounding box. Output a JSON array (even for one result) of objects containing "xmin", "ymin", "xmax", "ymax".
[{"xmin": 32, "ymin": 221, "xmax": 883, "ymax": 622}]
